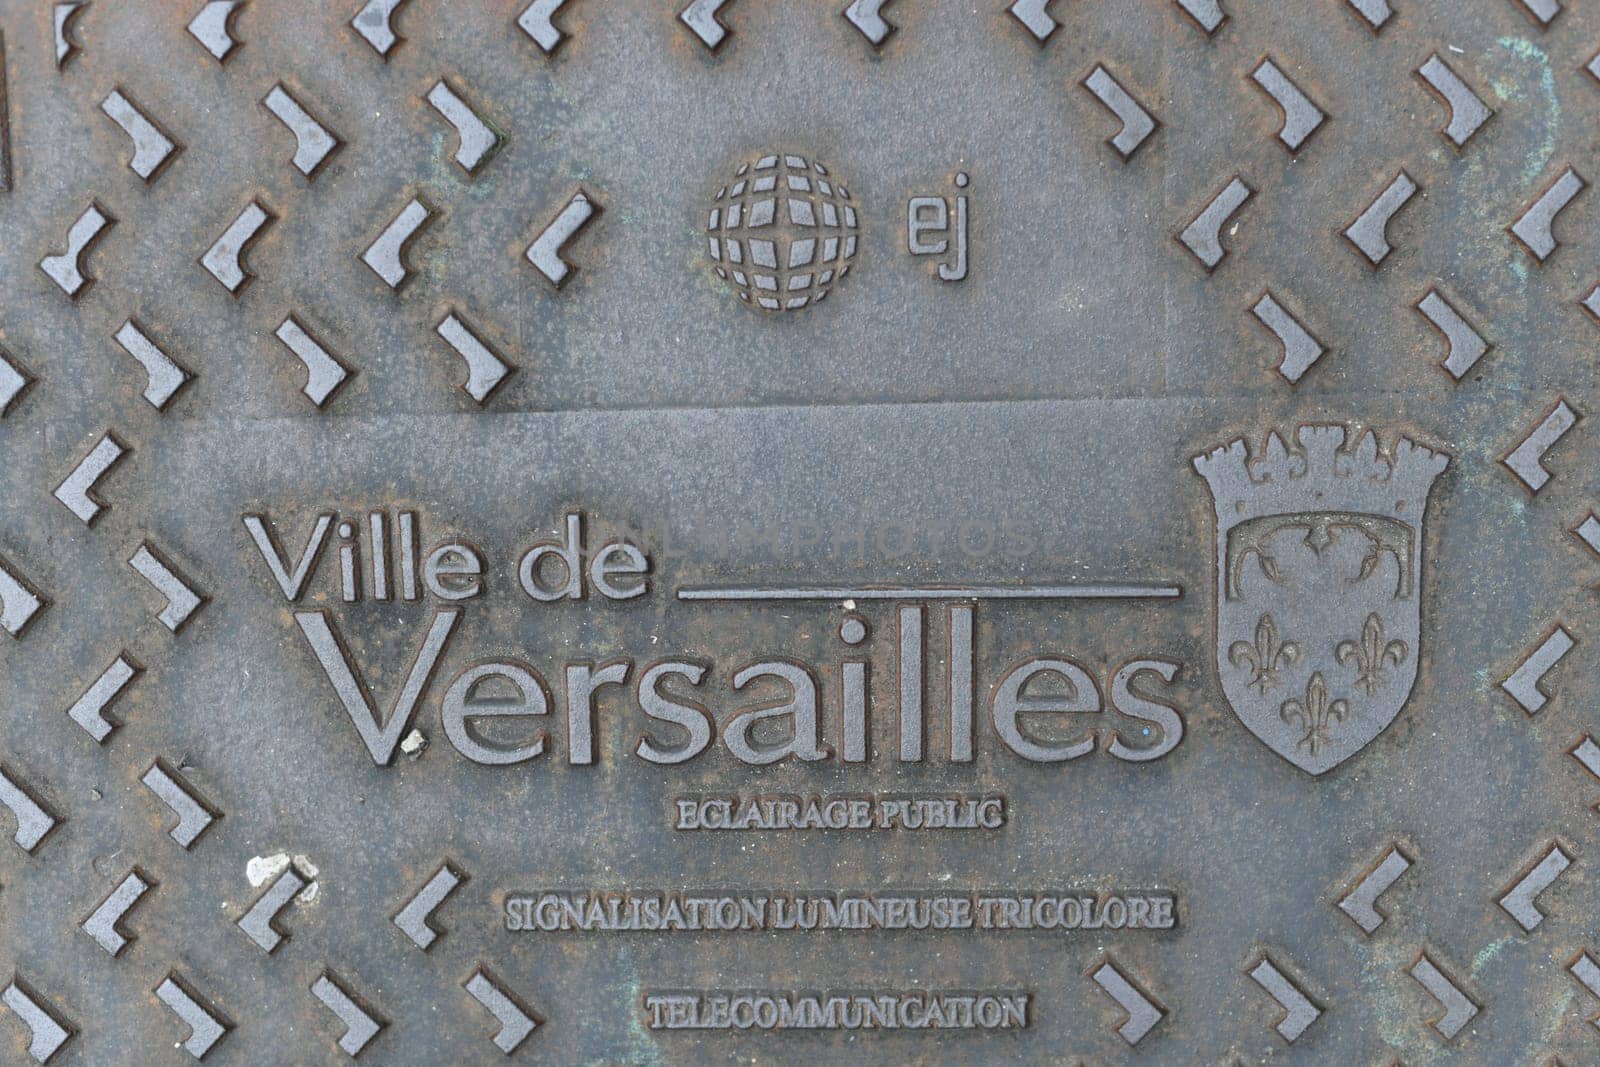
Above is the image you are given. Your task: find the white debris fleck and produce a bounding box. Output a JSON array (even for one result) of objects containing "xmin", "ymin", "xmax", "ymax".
[
  {"xmin": 247, "ymin": 853, "xmax": 291, "ymax": 887},
  {"xmin": 842, "ymin": 599, "xmax": 856, "ymax": 610},
  {"xmin": 291, "ymin": 855, "xmax": 320, "ymax": 902},
  {"xmin": 248, "ymin": 852, "xmax": 320, "ymax": 903},
  {"xmin": 400, "ymin": 728, "xmax": 427, "ymax": 756}
]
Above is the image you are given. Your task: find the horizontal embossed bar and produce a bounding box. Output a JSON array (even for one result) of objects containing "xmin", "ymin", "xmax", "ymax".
[{"xmin": 677, "ymin": 583, "xmax": 1182, "ymax": 600}]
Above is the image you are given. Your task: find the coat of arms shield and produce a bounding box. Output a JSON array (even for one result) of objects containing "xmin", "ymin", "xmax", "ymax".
[{"xmin": 1193, "ymin": 425, "xmax": 1450, "ymax": 774}]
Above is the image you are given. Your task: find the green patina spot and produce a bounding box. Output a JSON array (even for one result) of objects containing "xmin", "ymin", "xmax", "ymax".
[
  {"xmin": 1496, "ymin": 37, "xmax": 1558, "ymax": 184},
  {"xmin": 1473, "ymin": 935, "xmax": 1513, "ymax": 973},
  {"xmin": 621, "ymin": 974, "xmax": 664, "ymax": 1065},
  {"xmin": 1542, "ymin": 987, "xmax": 1576, "ymax": 1041},
  {"xmin": 1473, "ymin": 39, "xmax": 1559, "ymax": 289}
]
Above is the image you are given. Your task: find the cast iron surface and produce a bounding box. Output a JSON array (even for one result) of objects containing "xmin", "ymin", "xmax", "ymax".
[{"xmin": 0, "ymin": 0, "xmax": 1597, "ymax": 1062}]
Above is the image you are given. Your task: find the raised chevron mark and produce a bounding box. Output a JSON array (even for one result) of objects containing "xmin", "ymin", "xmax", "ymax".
[
  {"xmin": 1417, "ymin": 54, "xmax": 1492, "ymax": 148},
  {"xmin": 156, "ymin": 973, "xmax": 231, "ymax": 1059},
  {"xmin": 1251, "ymin": 291, "xmax": 1323, "ymax": 384},
  {"xmin": 1090, "ymin": 957, "xmax": 1164, "ymax": 1045},
  {"xmin": 39, "ymin": 202, "xmax": 113, "ymax": 298},
  {"xmin": 1345, "ymin": 0, "xmax": 1391, "ymax": 30},
  {"xmin": 1416, "ymin": 289, "xmax": 1488, "ymax": 380},
  {"xmin": 1344, "ymin": 171, "xmax": 1418, "ymax": 266},
  {"xmin": 0, "ymin": 346, "xmax": 28, "ymax": 416},
  {"xmin": 0, "ymin": 552, "xmax": 46, "ymax": 638},
  {"xmin": 1573, "ymin": 513, "xmax": 1600, "ymax": 558},
  {"xmin": 1007, "ymin": 0, "xmax": 1058, "ymax": 43},
  {"xmin": 54, "ymin": 431, "xmax": 127, "ymax": 525},
  {"xmin": 129, "ymin": 542, "xmax": 206, "ymax": 633},
  {"xmin": 1337, "ymin": 844, "xmax": 1413, "ymax": 933},
  {"xmin": 362, "ymin": 197, "xmax": 433, "ymax": 289},
  {"xmin": 1250, "ymin": 59, "xmax": 1323, "ymax": 151},
  {"xmin": 1175, "ymin": 0, "xmax": 1224, "ymax": 34},
  {"xmin": 201, "ymin": 199, "xmax": 274, "ymax": 294},
  {"xmin": 2, "ymin": 978, "xmax": 73, "ymax": 1064},
  {"xmin": 1502, "ymin": 399, "xmax": 1579, "ymax": 493},
  {"xmin": 1569, "ymin": 951, "xmax": 1600, "ymax": 1019},
  {"xmin": 1083, "ymin": 65, "xmax": 1156, "ymax": 161},
  {"xmin": 187, "ymin": 1, "xmax": 245, "ymax": 62},
  {"xmin": 263, "ymin": 84, "xmax": 339, "ymax": 179},
  {"xmin": 1573, "ymin": 735, "xmax": 1600, "ymax": 781},
  {"xmin": 844, "ymin": 0, "xmax": 895, "ymax": 46},
  {"xmin": 465, "ymin": 968, "xmax": 539, "ymax": 1054},
  {"xmin": 518, "ymin": 0, "xmax": 572, "ymax": 54},
  {"xmin": 53, "ymin": 4, "xmax": 85, "ymax": 68},
  {"xmin": 114, "ymin": 320, "xmax": 193, "ymax": 411},
  {"xmin": 66, "ymin": 652, "xmax": 141, "ymax": 742},
  {"xmin": 427, "ymin": 81, "xmax": 499, "ymax": 175},
  {"xmin": 101, "ymin": 88, "xmax": 178, "ymax": 182},
  {"xmin": 238, "ymin": 860, "xmax": 312, "ymax": 952},
  {"xmin": 1179, "ymin": 176, "xmax": 1250, "ymax": 271},
  {"xmin": 1582, "ymin": 283, "xmax": 1600, "ymax": 326},
  {"xmin": 0, "ymin": 765, "xmax": 56, "ymax": 853},
  {"xmin": 1512, "ymin": 0, "xmax": 1561, "ymax": 28},
  {"xmin": 394, "ymin": 860, "xmax": 466, "ymax": 949},
  {"xmin": 82, "ymin": 867, "xmax": 154, "ymax": 956},
  {"xmin": 275, "ymin": 315, "xmax": 352, "ymax": 408},
  {"xmin": 437, "ymin": 312, "xmax": 513, "ymax": 404},
  {"xmin": 1512, "ymin": 166, "xmax": 1585, "ymax": 262},
  {"xmin": 1408, "ymin": 953, "xmax": 1478, "ymax": 1036},
  {"xmin": 141, "ymin": 759, "xmax": 219, "ymax": 848},
  {"xmin": 680, "ymin": 0, "xmax": 736, "ymax": 50},
  {"xmin": 1502, "ymin": 625, "xmax": 1574, "ymax": 714},
  {"xmin": 351, "ymin": 0, "xmax": 409, "ymax": 58},
  {"xmin": 1498, "ymin": 842, "xmax": 1572, "ymax": 931},
  {"xmin": 312, "ymin": 971, "xmax": 386, "ymax": 1056},
  {"xmin": 1247, "ymin": 955, "xmax": 1321, "ymax": 1042},
  {"xmin": 1409, "ymin": 952, "xmax": 1478, "ymax": 1040},
  {"xmin": 527, "ymin": 188, "xmax": 599, "ymax": 287}
]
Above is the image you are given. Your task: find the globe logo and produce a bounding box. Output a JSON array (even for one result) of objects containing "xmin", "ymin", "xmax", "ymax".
[{"xmin": 705, "ymin": 152, "xmax": 860, "ymax": 311}]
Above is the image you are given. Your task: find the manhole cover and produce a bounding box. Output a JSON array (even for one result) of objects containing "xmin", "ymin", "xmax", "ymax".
[{"xmin": 0, "ymin": 0, "xmax": 1596, "ymax": 1062}]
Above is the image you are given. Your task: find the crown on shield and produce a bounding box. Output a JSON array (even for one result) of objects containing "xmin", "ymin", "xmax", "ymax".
[{"xmin": 1193, "ymin": 424, "xmax": 1449, "ymax": 524}]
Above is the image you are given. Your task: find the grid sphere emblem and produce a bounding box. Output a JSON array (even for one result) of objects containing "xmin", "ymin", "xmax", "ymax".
[{"xmin": 705, "ymin": 153, "xmax": 861, "ymax": 311}]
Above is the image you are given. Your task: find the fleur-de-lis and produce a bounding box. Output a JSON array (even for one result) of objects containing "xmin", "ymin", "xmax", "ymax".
[
  {"xmin": 1279, "ymin": 672, "xmax": 1349, "ymax": 755},
  {"xmin": 1336, "ymin": 612, "xmax": 1408, "ymax": 695},
  {"xmin": 1230, "ymin": 613, "xmax": 1299, "ymax": 694}
]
